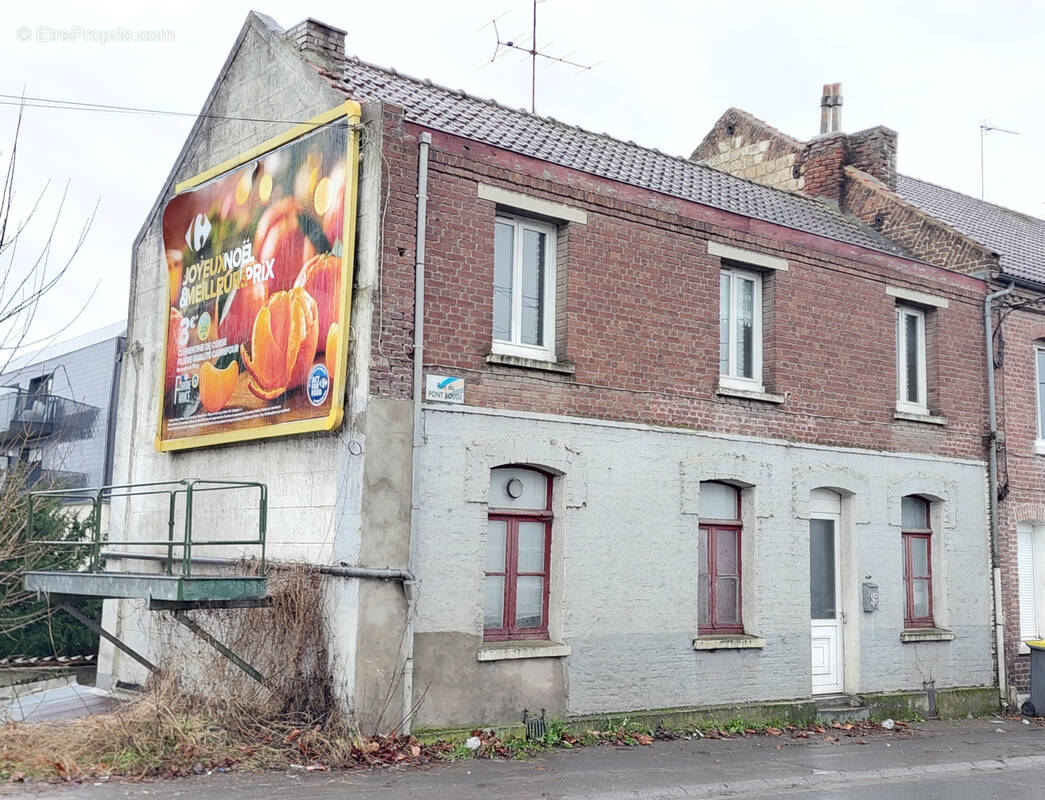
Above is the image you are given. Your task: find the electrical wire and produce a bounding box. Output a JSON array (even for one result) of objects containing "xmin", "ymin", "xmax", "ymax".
[{"xmin": 0, "ymin": 93, "xmax": 350, "ymax": 127}]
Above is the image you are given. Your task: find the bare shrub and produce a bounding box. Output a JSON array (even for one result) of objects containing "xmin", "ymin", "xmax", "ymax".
[{"xmin": 151, "ymin": 563, "xmax": 335, "ymax": 724}]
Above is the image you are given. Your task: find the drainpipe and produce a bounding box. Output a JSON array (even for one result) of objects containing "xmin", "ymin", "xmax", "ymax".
[
  {"xmin": 403, "ymin": 131, "xmax": 431, "ymax": 735},
  {"xmin": 985, "ymin": 281, "xmax": 1014, "ymax": 707}
]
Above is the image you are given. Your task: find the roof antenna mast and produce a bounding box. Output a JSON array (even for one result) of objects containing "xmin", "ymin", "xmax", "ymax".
[
  {"xmin": 980, "ymin": 121, "xmax": 1018, "ymax": 200},
  {"xmin": 481, "ymin": 1, "xmax": 596, "ymax": 113}
]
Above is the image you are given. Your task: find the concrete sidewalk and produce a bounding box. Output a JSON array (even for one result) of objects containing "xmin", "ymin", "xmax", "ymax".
[{"xmin": 9, "ymin": 716, "xmax": 1045, "ymax": 799}]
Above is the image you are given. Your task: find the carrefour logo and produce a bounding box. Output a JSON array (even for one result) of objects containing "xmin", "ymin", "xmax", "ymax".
[
  {"xmin": 307, "ymin": 364, "xmax": 331, "ymax": 407},
  {"xmin": 185, "ymin": 213, "xmax": 212, "ymax": 252}
]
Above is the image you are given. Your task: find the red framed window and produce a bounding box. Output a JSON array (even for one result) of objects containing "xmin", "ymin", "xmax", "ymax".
[
  {"xmin": 484, "ymin": 467, "xmax": 552, "ymax": 641},
  {"xmin": 901, "ymin": 495, "xmax": 934, "ymax": 628},
  {"xmin": 698, "ymin": 481, "xmax": 743, "ymax": 634}
]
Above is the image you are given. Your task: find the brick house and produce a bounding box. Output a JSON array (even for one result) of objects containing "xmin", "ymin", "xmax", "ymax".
[
  {"xmin": 695, "ymin": 83, "xmax": 1045, "ymax": 708},
  {"xmin": 98, "ymin": 16, "xmax": 997, "ymax": 730}
]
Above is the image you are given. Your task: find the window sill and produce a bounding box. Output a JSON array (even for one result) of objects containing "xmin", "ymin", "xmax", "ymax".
[
  {"xmin": 1019, "ymin": 641, "xmax": 1031, "ymax": 655},
  {"xmin": 477, "ymin": 640, "xmax": 571, "ymax": 662},
  {"xmin": 693, "ymin": 634, "xmax": 766, "ymax": 651},
  {"xmin": 716, "ymin": 386, "xmax": 784, "ymax": 404},
  {"xmin": 485, "ymin": 352, "xmax": 575, "ymax": 374},
  {"xmin": 899, "ymin": 627, "xmax": 955, "ymax": 643},
  {"xmin": 1035, "ymin": 440, "xmax": 1045, "ymax": 456},
  {"xmin": 894, "ymin": 410, "xmax": 947, "ymax": 426}
]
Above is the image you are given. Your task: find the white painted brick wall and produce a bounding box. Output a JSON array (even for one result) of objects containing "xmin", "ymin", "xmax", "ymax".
[
  {"xmin": 99, "ymin": 18, "xmax": 367, "ymax": 692},
  {"xmin": 415, "ymin": 406, "xmax": 993, "ymax": 716}
]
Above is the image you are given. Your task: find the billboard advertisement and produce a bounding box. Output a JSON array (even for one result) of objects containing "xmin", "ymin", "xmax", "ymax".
[{"xmin": 156, "ymin": 102, "xmax": 360, "ymax": 451}]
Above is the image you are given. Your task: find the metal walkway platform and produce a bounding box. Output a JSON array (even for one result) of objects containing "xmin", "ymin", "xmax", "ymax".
[
  {"xmin": 21, "ymin": 479, "xmax": 271, "ymax": 682},
  {"xmin": 25, "ymin": 570, "xmax": 267, "ymax": 606}
]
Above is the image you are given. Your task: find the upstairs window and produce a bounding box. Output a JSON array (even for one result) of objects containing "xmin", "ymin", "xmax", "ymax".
[
  {"xmin": 699, "ymin": 481, "xmax": 743, "ymax": 634},
  {"xmin": 493, "ymin": 215, "xmax": 557, "ymax": 361},
  {"xmin": 719, "ymin": 268, "xmax": 762, "ymax": 391},
  {"xmin": 896, "ymin": 306, "xmax": 927, "ymax": 414},
  {"xmin": 485, "ymin": 466, "xmax": 552, "ymax": 640},
  {"xmin": 901, "ymin": 495, "xmax": 934, "ymax": 628},
  {"xmin": 28, "ymin": 373, "xmax": 53, "ymax": 396}
]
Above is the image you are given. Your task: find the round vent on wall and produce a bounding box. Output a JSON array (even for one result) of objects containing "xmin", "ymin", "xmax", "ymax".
[{"xmin": 505, "ymin": 477, "xmax": 524, "ymax": 499}]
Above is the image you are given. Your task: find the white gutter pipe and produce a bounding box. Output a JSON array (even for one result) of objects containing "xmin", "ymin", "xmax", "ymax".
[
  {"xmin": 402, "ymin": 131, "xmax": 431, "ymax": 735},
  {"xmin": 985, "ymin": 281, "xmax": 1015, "ymax": 708}
]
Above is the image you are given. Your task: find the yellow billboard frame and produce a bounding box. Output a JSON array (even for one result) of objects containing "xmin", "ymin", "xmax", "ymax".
[{"xmin": 155, "ymin": 100, "xmax": 361, "ymax": 452}]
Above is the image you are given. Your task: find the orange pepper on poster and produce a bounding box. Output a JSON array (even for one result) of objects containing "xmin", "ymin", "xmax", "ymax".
[{"xmin": 199, "ymin": 361, "xmax": 239, "ymax": 413}]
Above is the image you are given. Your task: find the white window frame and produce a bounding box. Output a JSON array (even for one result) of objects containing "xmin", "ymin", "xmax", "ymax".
[
  {"xmin": 492, "ymin": 214, "xmax": 557, "ymax": 362},
  {"xmin": 1018, "ymin": 522, "xmax": 1045, "ymax": 649},
  {"xmin": 1035, "ymin": 347, "xmax": 1045, "ymax": 454},
  {"xmin": 719, "ymin": 267, "xmax": 763, "ymax": 393},
  {"xmin": 896, "ymin": 305, "xmax": 928, "ymax": 415}
]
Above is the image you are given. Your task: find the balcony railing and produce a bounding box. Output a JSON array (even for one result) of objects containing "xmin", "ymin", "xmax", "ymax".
[
  {"xmin": 0, "ymin": 390, "xmax": 99, "ymax": 445},
  {"xmin": 26, "ymin": 479, "xmax": 268, "ymax": 579}
]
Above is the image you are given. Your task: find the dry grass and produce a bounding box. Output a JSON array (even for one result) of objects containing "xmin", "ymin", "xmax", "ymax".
[{"xmin": 0, "ymin": 680, "xmax": 450, "ymax": 780}]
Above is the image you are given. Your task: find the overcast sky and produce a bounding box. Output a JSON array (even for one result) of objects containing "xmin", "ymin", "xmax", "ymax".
[{"xmin": 3, "ymin": 0, "xmax": 1043, "ymax": 349}]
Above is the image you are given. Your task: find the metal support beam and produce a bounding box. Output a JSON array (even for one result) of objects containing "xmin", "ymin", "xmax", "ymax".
[
  {"xmin": 172, "ymin": 610, "xmax": 265, "ymax": 684},
  {"xmin": 149, "ymin": 597, "xmax": 271, "ymax": 611},
  {"xmin": 57, "ymin": 602, "xmax": 158, "ymax": 674}
]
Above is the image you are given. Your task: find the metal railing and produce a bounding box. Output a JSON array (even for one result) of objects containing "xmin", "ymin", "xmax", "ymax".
[
  {"xmin": 26, "ymin": 479, "xmax": 268, "ymax": 577},
  {"xmin": 0, "ymin": 390, "xmax": 99, "ymax": 444}
]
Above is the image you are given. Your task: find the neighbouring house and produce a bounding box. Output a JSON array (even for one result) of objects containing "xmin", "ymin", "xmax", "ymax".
[
  {"xmin": 92, "ymin": 14, "xmax": 999, "ymax": 731},
  {"xmin": 0, "ymin": 321, "xmax": 125, "ymax": 493},
  {"xmin": 694, "ymin": 83, "xmax": 1045, "ymax": 709},
  {"xmin": 889, "ymin": 182, "xmax": 1045, "ymax": 707}
]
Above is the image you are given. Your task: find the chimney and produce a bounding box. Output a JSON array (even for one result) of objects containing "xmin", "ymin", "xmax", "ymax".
[
  {"xmin": 286, "ymin": 18, "xmax": 346, "ymax": 72},
  {"xmin": 819, "ymin": 82, "xmax": 843, "ymax": 134}
]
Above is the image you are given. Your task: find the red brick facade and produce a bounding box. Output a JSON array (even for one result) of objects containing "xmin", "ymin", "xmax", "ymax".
[
  {"xmin": 371, "ymin": 107, "xmax": 987, "ymax": 463},
  {"xmin": 800, "ymin": 134, "xmax": 849, "ymax": 203}
]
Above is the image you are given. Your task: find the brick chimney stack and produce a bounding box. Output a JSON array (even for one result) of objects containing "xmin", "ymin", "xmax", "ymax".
[
  {"xmin": 820, "ymin": 83, "xmax": 842, "ymax": 134},
  {"xmin": 286, "ymin": 18, "xmax": 346, "ymax": 72}
]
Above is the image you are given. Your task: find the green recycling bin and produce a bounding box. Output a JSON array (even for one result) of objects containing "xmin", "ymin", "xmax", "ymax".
[{"xmin": 1029, "ymin": 641, "xmax": 1045, "ymax": 717}]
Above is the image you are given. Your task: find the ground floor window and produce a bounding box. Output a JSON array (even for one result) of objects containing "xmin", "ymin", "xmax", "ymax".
[
  {"xmin": 484, "ymin": 466, "xmax": 552, "ymax": 640},
  {"xmin": 1018, "ymin": 522, "xmax": 1042, "ymax": 642},
  {"xmin": 698, "ymin": 481, "xmax": 743, "ymax": 634},
  {"xmin": 901, "ymin": 495, "xmax": 933, "ymax": 627}
]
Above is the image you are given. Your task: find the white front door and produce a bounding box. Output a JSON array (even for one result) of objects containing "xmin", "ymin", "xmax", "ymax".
[{"xmin": 810, "ymin": 503, "xmax": 843, "ymax": 694}]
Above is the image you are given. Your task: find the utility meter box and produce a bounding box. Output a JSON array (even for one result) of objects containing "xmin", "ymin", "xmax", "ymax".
[{"xmin": 862, "ymin": 582, "xmax": 879, "ymax": 612}]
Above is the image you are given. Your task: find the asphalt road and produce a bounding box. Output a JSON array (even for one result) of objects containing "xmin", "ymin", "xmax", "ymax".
[{"xmin": 8, "ymin": 717, "xmax": 1045, "ymax": 799}]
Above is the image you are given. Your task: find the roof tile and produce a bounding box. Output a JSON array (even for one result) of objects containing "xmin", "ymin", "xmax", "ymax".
[
  {"xmin": 320, "ymin": 57, "xmax": 909, "ymax": 258},
  {"xmin": 897, "ymin": 175, "xmax": 1045, "ymax": 284}
]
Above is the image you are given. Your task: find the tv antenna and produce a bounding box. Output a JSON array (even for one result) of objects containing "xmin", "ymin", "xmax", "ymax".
[
  {"xmin": 980, "ymin": 121, "xmax": 1019, "ymax": 200},
  {"xmin": 480, "ymin": 1, "xmax": 597, "ymax": 113}
]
